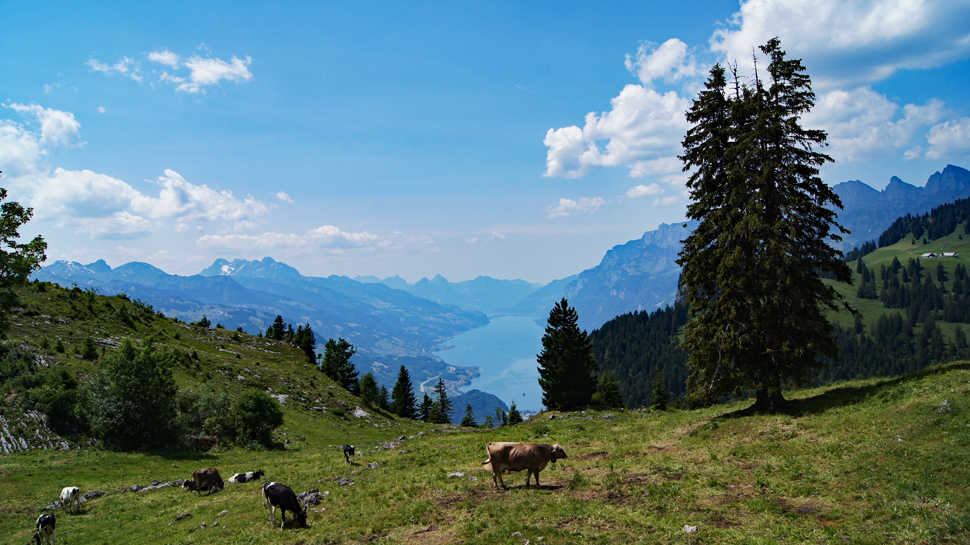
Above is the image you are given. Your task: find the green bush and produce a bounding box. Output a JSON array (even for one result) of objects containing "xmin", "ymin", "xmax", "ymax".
[
  {"xmin": 235, "ymin": 390, "xmax": 284, "ymax": 447},
  {"xmin": 88, "ymin": 340, "xmax": 179, "ymax": 451}
]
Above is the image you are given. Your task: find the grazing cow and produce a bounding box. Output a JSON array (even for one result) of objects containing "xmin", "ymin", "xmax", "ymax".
[
  {"xmin": 34, "ymin": 513, "xmax": 56, "ymax": 545},
  {"xmin": 482, "ymin": 442, "xmax": 568, "ymax": 489},
  {"xmin": 228, "ymin": 469, "xmax": 265, "ymax": 483},
  {"xmin": 192, "ymin": 468, "xmax": 224, "ymax": 496},
  {"xmin": 342, "ymin": 445, "xmax": 355, "ymax": 464},
  {"xmin": 261, "ymin": 482, "xmax": 308, "ymax": 529},
  {"xmin": 60, "ymin": 487, "xmax": 80, "ymax": 514}
]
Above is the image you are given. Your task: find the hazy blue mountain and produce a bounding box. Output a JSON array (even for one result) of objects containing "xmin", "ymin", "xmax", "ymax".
[
  {"xmin": 33, "ymin": 257, "xmax": 488, "ymax": 390},
  {"xmin": 833, "ymin": 164, "xmax": 970, "ymax": 251},
  {"xmin": 370, "ymin": 274, "xmax": 543, "ymax": 316}
]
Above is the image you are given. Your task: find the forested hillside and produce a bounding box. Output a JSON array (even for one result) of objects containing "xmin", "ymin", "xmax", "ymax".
[{"xmin": 592, "ymin": 201, "xmax": 970, "ymax": 409}]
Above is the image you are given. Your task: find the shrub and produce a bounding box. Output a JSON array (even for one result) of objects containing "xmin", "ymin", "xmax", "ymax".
[{"xmin": 235, "ymin": 390, "xmax": 284, "ymax": 447}]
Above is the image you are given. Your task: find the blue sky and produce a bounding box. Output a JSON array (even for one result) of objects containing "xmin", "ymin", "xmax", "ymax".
[{"xmin": 3, "ymin": 1, "xmax": 970, "ymax": 284}]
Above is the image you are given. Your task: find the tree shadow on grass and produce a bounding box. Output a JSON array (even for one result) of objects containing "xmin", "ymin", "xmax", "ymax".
[{"xmin": 719, "ymin": 361, "xmax": 970, "ymax": 419}]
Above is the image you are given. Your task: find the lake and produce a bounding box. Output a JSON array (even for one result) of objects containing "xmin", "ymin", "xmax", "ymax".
[{"xmin": 434, "ymin": 315, "xmax": 546, "ymax": 412}]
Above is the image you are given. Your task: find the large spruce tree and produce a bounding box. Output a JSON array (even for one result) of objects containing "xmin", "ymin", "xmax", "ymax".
[
  {"xmin": 537, "ymin": 298, "xmax": 597, "ymax": 411},
  {"xmin": 677, "ymin": 38, "xmax": 851, "ymax": 412}
]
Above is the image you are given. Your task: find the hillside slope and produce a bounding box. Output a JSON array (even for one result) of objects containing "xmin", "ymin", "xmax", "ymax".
[{"xmin": 1, "ymin": 351, "xmax": 967, "ymax": 544}]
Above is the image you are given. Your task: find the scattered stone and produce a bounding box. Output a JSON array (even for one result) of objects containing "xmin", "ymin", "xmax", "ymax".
[
  {"xmin": 368, "ymin": 462, "xmax": 380, "ymax": 470},
  {"xmin": 176, "ymin": 513, "xmax": 193, "ymax": 521},
  {"xmin": 215, "ymin": 510, "xmax": 229, "ymax": 518},
  {"xmin": 512, "ymin": 531, "xmax": 523, "ymax": 537},
  {"xmin": 683, "ymin": 525, "xmax": 697, "ymax": 534},
  {"xmin": 448, "ymin": 472, "xmax": 465, "ymax": 479},
  {"xmin": 298, "ymin": 489, "xmax": 327, "ymax": 507},
  {"xmin": 338, "ymin": 478, "xmax": 354, "ymax": 486}
]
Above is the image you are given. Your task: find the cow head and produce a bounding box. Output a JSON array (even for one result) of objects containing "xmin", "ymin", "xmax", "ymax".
[
  {"xmin": 550, "ymin": 443, "xmax": 567, "ymax": 461},
  {"xmin": 255, "ymin": 469, "xmax": 265, "ymax": 479},
  {"xmin": 294, "ymin": 509, "xmax": 308, "ymax": 528}
]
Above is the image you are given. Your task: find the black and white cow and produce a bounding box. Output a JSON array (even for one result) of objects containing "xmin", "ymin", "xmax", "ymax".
[
  {"xmin": 60, "ymin": 487, "xmax": 80, "ymax": 515},
  {"xmin": 34, "ymin": 513, "xmax": 56, "ymax": 545},
  {"xmin": 342, "ymin": 444, "xmax": 355, "ymax": 464},
  {"xmin": 261, "ymin": 482, "xmax": 307, "ymax": 529},
  {"xmin": 229, "ymin": 469, "xmax": 265, "ymax": 483}
]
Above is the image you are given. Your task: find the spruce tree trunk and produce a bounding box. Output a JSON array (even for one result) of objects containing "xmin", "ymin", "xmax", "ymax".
[{"xmin": 752, "ymin": 388, "xmax": 787, "ymax": 413}]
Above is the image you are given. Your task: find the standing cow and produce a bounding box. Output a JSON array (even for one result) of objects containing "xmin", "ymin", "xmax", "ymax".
[
  {"xmin": 261, "ymin": 482, "xmax": 308, "ymax": 529},
  {"xmin": 60, "ymin": 487, "xmax": 80, "ymax": 514},
  {"xmin": 192, "ymin": 468, "xmax": 225, "ymax": 496},
  {"xmin": 33, "ymin": 513, "xmax": 56, "ymax": 545},
  {"xmin": 482, "ymin": 442, "xmax": 568, "ymax": 489},
  {"xmin": 342, "ymin": 445, "xmax": 355, "ymax": 464}
]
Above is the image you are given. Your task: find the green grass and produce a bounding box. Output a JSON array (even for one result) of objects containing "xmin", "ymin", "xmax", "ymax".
[{"xmin": 3, "ymin": 361, "xmax": 969, "ymax": 544}]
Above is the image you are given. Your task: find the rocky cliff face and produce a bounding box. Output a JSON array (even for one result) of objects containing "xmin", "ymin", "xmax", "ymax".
[{"xmin": 833, "ymin": 164, "xmax": 970, "ymax": 251}]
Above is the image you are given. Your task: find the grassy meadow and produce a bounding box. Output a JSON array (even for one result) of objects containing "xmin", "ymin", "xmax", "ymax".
[{"xmin": 2, "ymin": 360, "xmax": 968, "ymax": 544}]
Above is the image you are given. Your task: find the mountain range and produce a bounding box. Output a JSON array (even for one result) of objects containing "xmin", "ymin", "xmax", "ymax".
[{"xmin": 32, "ymin": 164, "xmax": 970, "ymax": 401}]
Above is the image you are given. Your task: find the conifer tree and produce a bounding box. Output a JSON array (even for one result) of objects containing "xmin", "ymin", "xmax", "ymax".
[
  {"xmin": 359, "ymin": 372, "xmax": 380, "ymax": 406},
  {"xmin": 460, "ymin": 403, "xmax": 477, "ymax": 427},
  {"xmin": 651, "ymin": 374, "xmax": 668, "ymax": 411},
  {"xmin": 592, "ymin": 370, "xmax": 625, "ymax": 409},
  {"xmin": 320, "ymin": 338, "xmax": 358, "ymax": 394},
  {"xmin": 390, "ymin": 365, "xmax": 418, "ymax": 419},
  {"xmin": 428, "ymin": 378, "xmax": 453, "ymax": 424},
  {"xmin": 0, "ymin": 183, "xmax": 47, "ymax": 336},
  {"xmin": 537, "ymin": 298, "xmax": 597, "ymax": 411},
  {"xmin": 419, "ymin": 393, "xmax": 433, "ymax": 422},
  {"xmin": 507, "ymin": 401, "xmax": 523, "ymax": 424},
  {"xmin": 678, "ymin": 38, "xmax": 851, "ymax": 412}
]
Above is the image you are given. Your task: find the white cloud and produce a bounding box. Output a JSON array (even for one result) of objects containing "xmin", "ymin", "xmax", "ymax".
[
  {"xmin": 804, "ymin": 87, "xmax": 945, "ymax": 162},
  {"xmin": 4, "ymin": 102, "xmax": 82, "ymax": 147},
  {"xmin": 132, "ymin": 170, "xmax": 269, "ymax": 222},
  {"xmin": 711, "ymin": 0, "xmax": 970, "ymax": 89},
  {"xmin": 925, "ymin": 117, "xmax": 970, "ymax": 159},
  {"xmin": 148, "ymin": 50, "xmax": 180, "ymax": 69},
  {"xmin": 97, "ymin": 106, "xmax": 105, "ymax": 114},
  {"xmin": 544, "ymin": 84, "xmax": 691, "ymax": 178},
  {"xmin": 87, "ymin": 56, "xmax": 143, "ymax": 82},
  {"xmin": 176, "ymin": 55, "xmax": 253, "ymax": 94},
  {"xmin": 654, "ymin": 195, "xmax": 680, "ymax": 206},
  {"xmin": 94, "ymin": 48, "xmax": 253, "ymax": 94},
  {"xmin": 275, "ymin": 191, "xmax": 294, "ymax": 203},
  {"xmin": 197, "ymin": 226, "xmax": 428, "ymax": 254},
  {"xmin": 545, "ymin": 197, "xmax": 607, "ymax": 218},
  {"xmin": 624, "ymin": 39, "xmax": 702, "ymax": 88},
  {"xmin": 625, "ymin": 184, "xmax": 663, "ymax": 199}
]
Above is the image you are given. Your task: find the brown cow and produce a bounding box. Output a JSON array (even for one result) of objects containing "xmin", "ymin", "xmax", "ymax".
[
  {"xmin": 192, "ymin": 468, "xmax": 225, "ymax": 496},
  {"xmin": 482, "ymin": 442, "xmax": 567, "ymax": 489}
]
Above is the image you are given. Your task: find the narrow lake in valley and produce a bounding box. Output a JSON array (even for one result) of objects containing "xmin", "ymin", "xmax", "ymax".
[{"xmin": 434, "ymin": 315, "xmax": 546, "ymax": 413}]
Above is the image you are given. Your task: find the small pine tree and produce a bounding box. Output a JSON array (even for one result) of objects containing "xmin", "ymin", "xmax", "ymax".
[
  {"xmin": 507, "ymin": 401, "xmax": 523, "ymax": 424},
  {"xmin": 359, "ymin": 373, "xmax": 380, "ymax": 406},
  {"xmin": 460, "ymin": 403, "xmax": 477, "ymax": 427},
  {"xmin": 390, "ymin": 365, "xmax": 418, "ymax": 419},
  {"xmin": 428, "ymin": 379, "xmax": 453, "ymax": 424},
  {"xmin": 592, "ymin": 370, "xmax": 624, "ymax": 409},
  {"xmin": 419, "ymin": 393, "xmax": 433, "ymax": 422},
  {"xmin": 652, "ymin": 374, "xmax": 669, "ymax": 411},
  {"xmin": 320, "ymin": 338, "xmax": 358, "ymax": 394}
]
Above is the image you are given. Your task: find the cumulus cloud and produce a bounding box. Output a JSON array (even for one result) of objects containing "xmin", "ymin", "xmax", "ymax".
[
  {"xmin": 804, "ymin": 87, "xmax": 945, "ymax": 162},
  {"xmin": 543, "ymin": 84, "xmax": 690, "ymax": 179},
  {"xmin": 545, "ymin": 197, "xmax": 607, "ymax": 218},
  {"xmin": 275, "ymin": 191, "xmax": 294, "ymax": 203},
  {"xmin": 625, "ymin": 39, "xmax": 702, "ymax": 88},
  {"xmin": 4, "ymin": 102, "xmax": 82, "ymax": 148},
  {"xmin": 925, "ymin": 118, "xmax": 970, "ymax": 159},
  {"xmin": 147, "ymin": 50, "xmax": 180, "ymax": 69},
  {"xmin": 711, "ymin": 0, "xmax": 970, "ymax": 89},
  {"xmin": 0, "ymin": 104, "xmax": 269, "ymax": 238}
]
